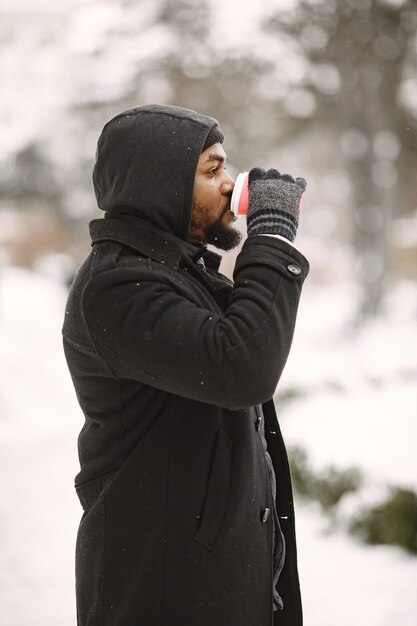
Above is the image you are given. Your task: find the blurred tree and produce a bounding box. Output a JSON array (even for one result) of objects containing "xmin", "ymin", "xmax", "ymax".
[
  {"xmin": 0, "ymin": 142, "xmax": 71, "ymax": 267},
  {"xmin": 0, "ymin": 142, "xmax": 63, "ymax": 211},
  {"xmin": 130, "ymin": 0, "xmax": 279, "ymax": 167},
  {"xmin": 288, "ymin": 445, "xmax": 363, "ymax": 513},
  {"xmin": 350, "ymin": 486, "xmax": 417, "ymax": 554},
  {"xmin": 265, "ymin": 0, "xmax": 417, "ymax": 317}
]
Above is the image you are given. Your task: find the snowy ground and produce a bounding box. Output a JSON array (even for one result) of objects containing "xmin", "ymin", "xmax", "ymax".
[{"xmin": 0, "ymin": 265, "xmax": 416, "ymax": 626}]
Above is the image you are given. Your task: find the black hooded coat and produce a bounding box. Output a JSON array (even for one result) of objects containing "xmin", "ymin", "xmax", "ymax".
[{"xmin": 62, "ymin": 104, "xmax": 309, "ymax": 626}]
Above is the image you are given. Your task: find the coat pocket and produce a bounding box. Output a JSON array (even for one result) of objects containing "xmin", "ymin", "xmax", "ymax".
[{"xmin": 194, "ymin": 428, "xmax": 234, "ymax": 551}]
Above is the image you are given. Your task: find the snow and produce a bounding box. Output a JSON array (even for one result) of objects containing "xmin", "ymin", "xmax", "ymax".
[
  {"xmin": 0, "ymin": 267, "xmax": 81, "ymax": 625},
  {"xmin": 277, "ymin": 281, "xmax": 417, "ymax": 489},
  {"xmin": 297, "ymin": 509, "xmax": 417, "ymax": 626},
  {"xmin": 0, "ymin": 264, "xmax": 416, "ymax": 625}
]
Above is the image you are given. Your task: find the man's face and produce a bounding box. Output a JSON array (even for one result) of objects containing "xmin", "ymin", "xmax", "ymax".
[{"xmin": 188, "ymin": 143, "xmax": 242, "ymax": 251}]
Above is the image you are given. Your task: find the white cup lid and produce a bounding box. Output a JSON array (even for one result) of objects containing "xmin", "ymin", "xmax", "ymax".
[{"xmin": 231, "ymin": 171, "xmax": 249, "ymax": 217}]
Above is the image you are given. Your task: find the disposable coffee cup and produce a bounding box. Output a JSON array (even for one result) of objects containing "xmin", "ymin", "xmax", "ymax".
[
  {"xmin": 231, "ymin": 170, "xmax": 306, "ymax": 217},
  {"xmin": 231, "ymin": 172, "xmax": 249, "ymax": 217}
]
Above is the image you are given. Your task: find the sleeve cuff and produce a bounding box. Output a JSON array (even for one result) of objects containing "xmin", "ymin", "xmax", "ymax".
[{"xmin": 256, "ymin": 233, "xmax": 299, "ymax": 252}]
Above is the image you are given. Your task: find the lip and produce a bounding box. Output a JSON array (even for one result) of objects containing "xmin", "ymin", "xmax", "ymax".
[{"xmin": 222, "ymin": 206, "xmax": 236, "ymax": 222}]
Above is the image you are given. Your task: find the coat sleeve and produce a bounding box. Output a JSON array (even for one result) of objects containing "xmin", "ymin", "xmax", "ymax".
[{"xmin": 83, "ymin": 236, "xmax": 309, "ymax": 410}]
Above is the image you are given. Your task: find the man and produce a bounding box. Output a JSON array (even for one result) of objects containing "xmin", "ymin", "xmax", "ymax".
[{"xmin": 63, "ymin": 104, "xmax": 309, "ymax": 626}]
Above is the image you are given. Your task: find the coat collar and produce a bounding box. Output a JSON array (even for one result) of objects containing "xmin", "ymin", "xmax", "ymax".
[{"xmin": 89, "ymin": 214, "xmax": 222, "ymax": 272}]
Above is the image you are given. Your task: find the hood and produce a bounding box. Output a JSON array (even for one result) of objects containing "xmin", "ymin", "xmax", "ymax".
[{"xmin": 92, "ymin": 104, "xmax": 221, "ymax": 241}]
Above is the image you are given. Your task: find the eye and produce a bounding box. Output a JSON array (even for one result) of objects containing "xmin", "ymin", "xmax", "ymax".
[{"xmin": 209, "ymin": 165, "xmax": 227, "ymax": 177}]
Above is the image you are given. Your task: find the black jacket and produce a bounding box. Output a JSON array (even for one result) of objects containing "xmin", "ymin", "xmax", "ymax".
[{"xmin": 62, "ymin": 104, "xmax": 309, "ymax": 626}]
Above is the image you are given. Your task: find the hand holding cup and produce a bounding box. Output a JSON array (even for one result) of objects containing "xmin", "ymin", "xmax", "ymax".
[{"xmin": 231, "ymin": 168, "xmax": 306, "ymax": 242}]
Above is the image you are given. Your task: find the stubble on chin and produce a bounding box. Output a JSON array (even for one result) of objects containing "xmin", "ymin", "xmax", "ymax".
[
  {"xmin": 205, "ymin": 218, "xmax": 242, "ymax": 251},
  {"xmin": 190, "ymin": 201, "xmax": 242, "ymax": 251}
]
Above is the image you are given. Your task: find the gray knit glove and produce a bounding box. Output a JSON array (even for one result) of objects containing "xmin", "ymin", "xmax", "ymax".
[{"xmin": 246, "ymin": 168, "xmax": 307, "ymax": 242}]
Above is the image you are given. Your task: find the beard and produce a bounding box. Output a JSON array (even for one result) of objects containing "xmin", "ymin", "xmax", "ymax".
[
  {"xmin": 204, "ymin": 217, "xmax": 242, "ymax": 251},
  {"xmin": 190, "ymin": 202, "xmax": 242, "ymax": 251}
]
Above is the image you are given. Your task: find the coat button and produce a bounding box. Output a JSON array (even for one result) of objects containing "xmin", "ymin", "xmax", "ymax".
[
  {"xmin": 287, "ymin": 264, "xmax": 301, "ymax": 276},
  {"xmin": 255, "ymin": 415, "xmax": 262, "ymax": 431},
  {"xmin": 262, "ymin": 508, "xmax": 271, "ymax": 523}
]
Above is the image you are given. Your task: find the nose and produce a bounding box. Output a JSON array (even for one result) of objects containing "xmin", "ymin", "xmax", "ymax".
[{"xmin": 221, "ymin": 170, "xmax": 235, "ymax": 195}]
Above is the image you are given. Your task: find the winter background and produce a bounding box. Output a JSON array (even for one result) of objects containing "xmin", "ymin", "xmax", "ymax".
[{"xmin": 1, "ymin": 0, "xmax": 416, "ymax": 625}]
